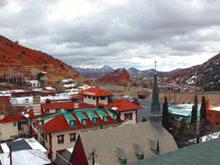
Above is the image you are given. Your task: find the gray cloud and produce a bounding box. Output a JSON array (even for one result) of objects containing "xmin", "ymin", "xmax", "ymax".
[
  {"xmin": 0, "ymin": 0, "xmax": 7, "ymax": 8},
  {"xmin": 0, "ymin": 0, "xmax": 220, "ymax": 71}
]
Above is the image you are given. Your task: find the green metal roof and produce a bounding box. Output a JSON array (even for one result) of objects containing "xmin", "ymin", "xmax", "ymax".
[
  {"xmin": 40, "ymin": 108, "xmax": 113, "ymax": 123},
  {"xmin": 64, "ymin": 113, "xmax": 76, "ymax": 122},
  {"xmin": 105, "ymin": 109, "xmax": 117, "ymax": 117},
  {"xmin": 168, "ymin": 107, "xmax": 191, "ymax": 117},
  {"xmin": 96, "ymin": 109, "xmax": 108, "ymax": 118},
  {"xmin": 131, "ymin": 139, "xmax": 220, "ymax": 165},
  {"xmin": 75, "ymin": 111, "xmax": 87, "ymax": 120},
  {"xmin": 85, "ymin": 111, "xmax": 98, "ymax": 119}
]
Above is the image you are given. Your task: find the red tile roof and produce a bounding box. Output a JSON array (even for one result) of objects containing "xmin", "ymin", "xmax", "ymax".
[
  {"xmin": 106, "ymin": 99, "xmax": 141, "ymax": 112},
  {"xmin": 41, "ymin": 102, "xmax": 95, "ymax": 111},
  {"xmin": 43, "ymin": 115, "xmax": 70, "ymax": 133},
  {"xmin": 41, "ymin": 102, "xmax": 75, "ymax": 110},
  {"xmin": 78, "ymin": 103, "xmax": 95, "ymax": 109},
  {"xmin": 0, "ymin": 115, "xmax": 25, "ymax": 123},
  {"xmin": 80, "ymin": 87, "xmax": 112, "ymax": 97}
]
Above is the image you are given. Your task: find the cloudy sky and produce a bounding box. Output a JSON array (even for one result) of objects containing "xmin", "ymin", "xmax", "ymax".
[{"xmin": 0, "ymin": 0, "xmax": 220, "ymax": 71}]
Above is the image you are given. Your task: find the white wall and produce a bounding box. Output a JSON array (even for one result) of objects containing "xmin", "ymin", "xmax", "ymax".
[
  {"xmin": 120, "ymin": 110, "xmax": 137, "ymax": 124},
  {"xmin": 83, "ymin": 95, "xmax": 109, "ymax": 105},
  {"xmin": 0, "ymin": 122, "xmax": 18, "ymax": 140},
  {"xmin": 83, "ymin": 96, "xmax": 97, "ymax": 105},
  {"xmin": 98, "ymin": 97, "xmax": 108, "ymax": 105}
]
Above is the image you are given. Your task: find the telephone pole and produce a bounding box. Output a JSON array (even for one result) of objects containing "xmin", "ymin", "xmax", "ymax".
[
  {"xmin": 9, "ymin": 140, "xmax": 12, "ymax": 165},
  {"xmin": 90, "ymin": 148, "xmax": 96, "ymax": 165}
]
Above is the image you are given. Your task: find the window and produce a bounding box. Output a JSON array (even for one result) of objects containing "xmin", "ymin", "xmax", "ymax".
[
  {"xmin": 100, "ymin": 96, "xmax": 106, "ymax": 100},
  {"xmin": 88, "ymin": 96, "xmax": 91, "ymax": 99},
  {"xmin": 93, "ymin": 97, "xmax": 96, "ymax": 100},
  {"xmin": 81, "ymin": 119, "xmax": 87, "ymax": 126},
  {"xmin": 13, "ymin": 122, "xmax": 17, "ymax": 127},
  {"xmin": 92, "ymin": 118, "xmax": 98, "ymax": 125},
  {"xmin": 124, "ymin": 113, "xmax": 133, "ymax": 120},
  {"xmin": 20, "ymin": 120, "xmax": 27, "ymax": 125},
  {"xmin": 45, "ymin": 109, "xmax": 49, "ymax": 114},
  {"xmin": 56, "ymin": 109, "xmax": 60, "ymax": 113},
  {"xmin": 57, "ymin": 135, "xmax": 64, "ymax": 144},
  {"xmin": 113, "ymin": 115, "xmax": 117, "ymax": 120},
  {"xmin": 103, "ymin": 116, "xmax": 108, "ymax": 122},
  {"xmin": 69, "ymin": 120, "xmax": 76, "ymax": 128},
  {"xmin": 69, "ymin": 133, "xmax": 76, "ymax": 142}
]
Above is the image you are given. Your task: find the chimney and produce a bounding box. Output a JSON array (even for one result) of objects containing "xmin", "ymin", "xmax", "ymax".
[
  {"xmin": 116, "ymin": 147, "xmax": 127, "ymax": 164},
  {"xmin": 133, "ymin": 143, "xmax": 144, "ymax": 160}
]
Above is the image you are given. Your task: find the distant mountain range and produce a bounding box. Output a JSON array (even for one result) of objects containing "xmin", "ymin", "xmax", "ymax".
[
  {"xmin": 75, "ymin": 65, "xmax": 170, "ymax": 80},
  {"xmin": 2, "ymin": 35, "xmax": 219, "ymax": 90},
  {"xmin": 76, "ymin": 53, "xmax": 220, "ymax": 90},
  {"xmin": 74, "ymin": 65, "xmax": 114, "ymax": 79}
]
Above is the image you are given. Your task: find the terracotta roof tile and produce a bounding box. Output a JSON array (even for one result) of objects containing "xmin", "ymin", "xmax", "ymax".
[
  {"xmin": 42, "ymin": 102, "xmax": 75, "ymax": 110},
  {"xmin": 80, "ymin": 88, "xmax": 112, "ymax": 97},
  {"xmin": 107, "ymin": 99, "xmax": 141, "ymax": 112},
  {"xmin": 0, "ymin": 115, "xmax": 25, "ymax": 123}
]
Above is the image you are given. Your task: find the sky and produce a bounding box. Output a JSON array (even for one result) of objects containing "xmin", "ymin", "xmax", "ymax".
[{"xmin": 0, "ymin": 0, "xmax": 220, "ymax": 71}]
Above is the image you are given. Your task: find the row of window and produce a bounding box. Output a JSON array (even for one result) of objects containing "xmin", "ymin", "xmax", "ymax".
[
  {"xmin": 85, "ymin": 95, "xmax": 96, "ymax": 100},
  {"xmin": 45, "ymin": 109, "xmax": 65, "ymax": 114},
  {"xmin": 207, "ymin": 113, "xmax": 220, "ymax": 118},
  {"xmin": 57, "ymin": 133, "xmax": 76, "ymax": 144},
  {"xmin": 13, "ymin": 120, "xmax": 28, "ymax": 127},
  {"xmin": 69, "ymin": 116, "xmax": 116, "ymax": 128},
  {"xmin": 84, "ymin": 96, "xmax": 106, "ymax": 100}
]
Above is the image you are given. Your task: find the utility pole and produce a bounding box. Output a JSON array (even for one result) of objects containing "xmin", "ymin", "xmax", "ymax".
[
  {"xmin": 9, "ymin": 140, "xmax": 12, "ymax": 165},
  {"xmin": 92, "ymin": 151, "xmax": 95, "ymax": 165},
  {"xmin": 90, "ymin": 148, "xmax": 96, "ymax": 165}
]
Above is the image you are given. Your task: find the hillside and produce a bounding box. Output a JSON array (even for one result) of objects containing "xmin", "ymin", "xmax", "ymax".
[
  {"xmin": 97, "ymin": 68, "xmax": 130, "ymax": 86},
  {"xmin": 171, "ymin": 53, "xmax": 220, "ymax": 90},
  {"xmin": 0, "ymin": 35, "xmax": 79, "ymax": 84}
]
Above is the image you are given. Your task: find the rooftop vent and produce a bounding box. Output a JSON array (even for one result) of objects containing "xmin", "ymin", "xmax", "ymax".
[
  {"xmin": 133, "ymin": 143, "xmax": 144, "ymax": 160},
  {"xmin": 149, "ymin": 139, "xmax": 160, "ymax": 156},
  {"xmin": 116, "ymin": 147, "xmax": 127, "ymax": 164}
]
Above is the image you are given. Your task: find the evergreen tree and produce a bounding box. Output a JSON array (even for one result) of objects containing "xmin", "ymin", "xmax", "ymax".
[
  {"xmin": 175, "ymin": 118, "xmax": 187, "ymax": 147},
  {"xmin": 191, "ymin": 95, "xmax": 198, "ymax": 123},
  {"xmin": 162, "ymin": 97, "xmax": 169, "ymax": 130},
  {"xmin": 200, "ymin": 96, "xmax": 207, "ymax": 121}
]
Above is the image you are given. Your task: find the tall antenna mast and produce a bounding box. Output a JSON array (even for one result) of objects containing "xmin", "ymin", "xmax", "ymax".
[{"xmin": 154, "ymin": 59, "xmax": 157, "ymax": 71}]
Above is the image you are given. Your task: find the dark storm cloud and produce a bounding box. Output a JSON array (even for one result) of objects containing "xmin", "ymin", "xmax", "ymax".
[{"xmin": 0, "ymin": 0, "xmax": 220, "ymax": 70}]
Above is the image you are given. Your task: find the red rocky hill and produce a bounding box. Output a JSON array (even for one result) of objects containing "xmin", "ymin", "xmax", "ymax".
[
  {"xmin": 169, "ymin": 53, "xmax": 220, "ymax": 91},
  {"xmin": 0, "ymin": 35, "xmax": 79, "ymax": 84},
  {"xmin": 97, "ymin": 68, "xmax": 130, "ymax": 86}
]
